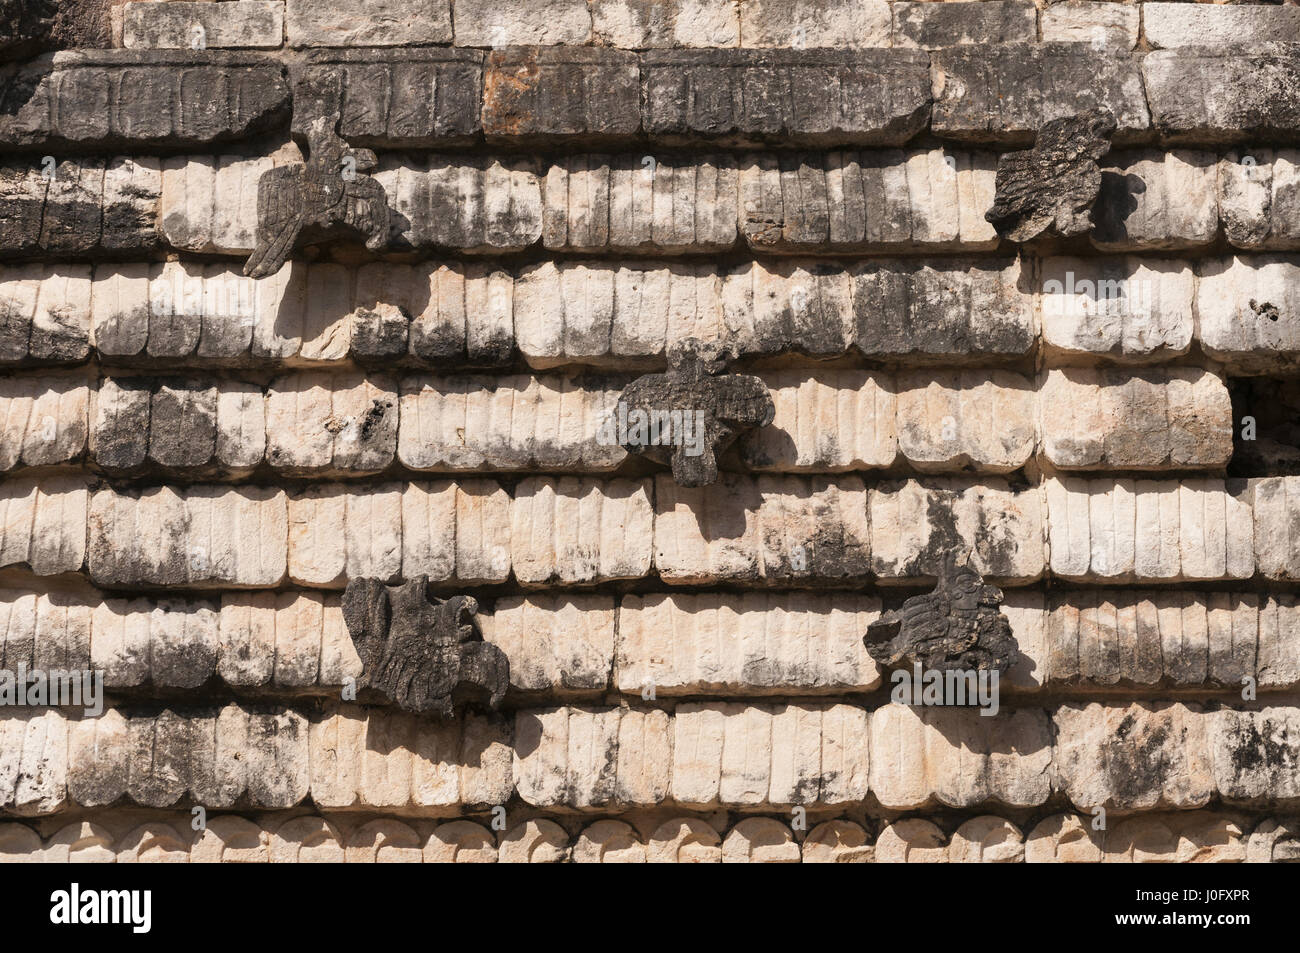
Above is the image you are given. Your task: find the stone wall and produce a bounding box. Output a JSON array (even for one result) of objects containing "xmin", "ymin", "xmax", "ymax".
[{"xmin": 3, "ymin": 0, "xmax": 1300, "ymax": 863}]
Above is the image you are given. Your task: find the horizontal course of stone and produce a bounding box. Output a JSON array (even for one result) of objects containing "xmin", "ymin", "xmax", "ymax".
[
  {"xmin": 3, "ymin": 808, "xmax": 1295, "ymax": 862},
  {"xmin": 5, "ymin": 584, "xmax": 1297, "ymax": 699},
  {"xmin": 0, "ymin": 364, "xmax": 1234, "ymax": 476},
  {"xmin": 9, "ymin": 474, "xmax": 1300, "ymax": 587},
  {"xmin": 10, "ymin": 40, "xmax": 1300, "ymax": 152},
  {"xmin": 3, "ymin": 700, "xmax": 1298, "ymax": 816},
  {"xmin": 7, "ymin": 255, "xmax": 1300, "ymax": 373},
  {"xmin": 9, "ymin": 147, "xmax": 1300, "ymax": 260}
]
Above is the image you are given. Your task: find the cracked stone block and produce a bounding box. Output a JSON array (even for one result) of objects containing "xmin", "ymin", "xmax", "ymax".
[
  {"xmin": 123, "ymin": 1, "xmax": 285, "ymax": 49},
  {"xmin": 1251, "ymin": 477, "xmax": 1300, "ymax": 581},
  {"xmin": 641, "ymin": 48, "xmax": 931, "ymax": 147},
  {"xmin": 1038, "ymin": 256, "xmax": 1193, "ymax": 362},
  {"xmin": 0, "ymin": 476, "xmax": 87, "ymax": 575},
  {"xmin": 654, "ymin": 473, "xmax": 871, "ymax": 585},
  {"xmin": 740, "ymin": 369, "xmax": 897, "ymax": 471},
  {"xmin": 868, "ymin": 478, "xmax": 1044, "ymax": 585},
  {"xmin": 269, "ymin": 817, "xmax": 344, "ymax": 862},
  {"xmin": 483, "ymin": 48, "xmax": 640, "ymax": 141},
  {"xmin": 89, "ymin": 484, "xmax": 287, "ymax": 586},
  {"xmin": 648, "ymin": 817, "xmax": 722, "ymax": 863},
  {"xmin": 513, "ymin": 706, "xmax": 671, "ymax": 809},
  {"xmin": 1040, "ymin": 2, "xmax": 1137, "ymax": 50},
  {"xmin": 1103, "ymin": 814, "xmax": 1245, "ymax": 863},
  {"xmin": 1217, "ymin": 149, "xmax": 1300, "ymax": 251},
  {"xmin": 670, "ymin": 702, "xmax": 869, "ymax": 809},
  {"xmin": 266, "ymin": 371, "xmax": 396, "ymax": 473},
  {"xmin": 1144, "ymin": 4, "xmax": 1300, "ymax": 50},
  {"xmin": 0, "ymin": 51, "xmax": 290, "ymax": 151},
  {"xmin": 591, "ymin": 0, "xmax": 738, "ymax": 49},
  {"xmin": 1044, "ymin": 477, "xmax": 1254, "ymax": 583},
  {"xmin": 479, "ymin": 594, "xmax": 614, "ymax": 695},
  {"xmin": 874, "ymin": 819, "xmax": 947, "ymax": 863},
  {"xmin": 0, "ymin": 373, "xmax": 88, "ymax": 470},
  {"xmin": 868, "ymin": 705, "xmax": 1052, "ymax": 810},
  {"xmin": 0, "ymin": 709, "xmax": 69, "ymax": 815},
  {"xmin": 1092, "ymin": 149, "xmax": 1219, "ymax": 252},
  {"xmin": 1196, "ymin": 255, "xmax": 1300, "ymax": 373},
  {"xmin": 286, "ymin": 482, "xmax": 402, "ymax": 588},
  {"xmin": 932, "ymin": 45, "xmax": 1149, "ymax": 145},
  {"xmin": 721, "ymin": 817, "xmax": 799, "ymax": 863},
  {"xmin": 398, "ymin": 479, "xmax": 513, "ymax": 585},
  {"xmin": 1, "ymin": 266, "xmax": 92, "ymax": 364},
  {"xmin": 741, "ymin": 0, "xmax": 890, "ymax": 49},
  {"xmin": 894, "ymin": 369, "xmax": 1035, "ymax": 473},
  {"xmin": 454, "ymin": 0, "xmax": 592, "ymax": 46},
  {"xmin": 573, "ymin": 820, "xmax": 645, "ymax": 862},
  {"xmin": 616, "ymin": 591, "xmax": 881, "ymax": 695},
  {"xmin": 286, "ymin": 0, "xmax": 451, "ymax": 47},
  {"xmin": 1143, "ymin": 47, "xmax": 1300, "ymax": 145},
  {"xmin": 344, "ymin": 820, "xmax": 423, "ymax": 863},
  {"xmin": 500, "ymin": 819, "xmax": 570, "ymax": 863},
  {"xmin": 425, "ymin": 821, "xmax": 497, "ymax": 863},
  {"xmin": 801, "ymin": 820, "xmax": 871, "ymax": 863},
  {"xmin": 892, "ymin": 1, "xmax": 1036, "ymax": 50},
  {"xmin": 1052, "ymin": 702, "xmax": 1214, "ymax": 811},
  {"xmin": 397, "ymin": 374, "xmax": 624, "ymax": 472},
  {"xmin": 215, "ymin": 590, "xmax": 356, "ymax": 689},
  {"xmin": 509, "ymin": 476, "xmax": 654, "ymax": 586},
  {"xmin": 949, "ymin": 816, "xmax": 1025, "ymax": 863},
  {"xmin": 1039, "ymin": 366, "xmax": 1233, "ymax": 470}
]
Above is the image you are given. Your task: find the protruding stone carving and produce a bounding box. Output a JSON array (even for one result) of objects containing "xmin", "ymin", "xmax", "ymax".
[
  {"xmin": 342, "ymin": 576, "xmax": 509, "ymax": 718},
  {"xmin": 243, "ymin": 76, "xmax": 389, "ymax": 279},
  {"xmin": 864, "ymin": 556, "xmax": 1020, "ymax": 675},
  {"xmin": 985, "ymin": 109, "xmax": 1117, "ymax": 243},
  {"xmin": 611, "ymin": 338, "xmax": 774, "ymax": 487}
]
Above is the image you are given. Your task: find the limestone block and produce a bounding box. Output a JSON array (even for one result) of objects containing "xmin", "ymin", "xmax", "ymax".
[
  {"xmin": 510, "ymin": 476, "xmax": 653, "ymax": 586},
  {"xmin": 483, "ymin": 48, "xmax": 640, "ymax": 140},
  {"xmin": 1144, "ymin": 4, "xmax": 1300, "ymax": 50},
  {"xmin": 0, "ymin": 374, "xmax": 88, "ymax": 470},
  {"xmin": 0, "ymin": 709, "xmax": 68, "ymax": 815},
  {"xmin": 425, "ymin": 821, "xmax": 497, "ymax": 863},
  {"xmin": 454, "ymin": 0, "xmax": 592, "ymax": 45},
  {"xmin": 216, "ymin": 590, "xmax": 356, "ymax": 688},
  {"xmin": 647, "ymin": 817, "xmax": 722, "ymax": 863},
  {"xmin": 286, "ymin": 0, "xmax": 451, "ymax": 47},
  {"xmin": 269, "ymin": 817, "xmax": 345, "ymax": 862},
  {"xmin": 1246, "ymin": 818, "xmax": 1300, "ymax": 863},
  {"xmin": 0, "ymin": 823, "xmax": 42, "ymax": 862},
  {"xmin": 615, "ymin": 591, "xmax": 881, "ymax": 695},
  {"xmin": 345, "ymin": 820, "xmax": 423, "ymax": 863},
  {"xmin": 161, "ymin": 153, "xmax": 297, "ymax": 255},
  {"xmin": 1039, "ymin": 367, "xmax": 1233, "ymax": 470},
  {"xmin": 266, "ymin": 372, "xmax": 396, "ymax": 473},
  {"xmin": 723, "ymin": 259, "xmax": 856, "ymax": 357},
  {"xmin": 1217, "ymin": 150, "xmax": 1300, "ymax": 251},
  {"xmin": 592, "ymin": 0, "xmax": 738, "ymax": 48},
  {"xmin": 403, "ymin": 262, "xmax": 514, "ymax": 364},
  {"xmin": 1024, "ymin": 813, "xmax": 1105, "ymax": 863},
  {"xmin": 573, "ymin": 820, "xmax": 645, "ymax": 862},
  {"xmin": 0, "ymin": 266, "xmax": 93, "ymax": 364},
  {"xmin": 0, "ymin": 476, "xmax": 88, "ymax": 575},
  {"xmin": 670, "ymin": 702, "xmax": 869, "ymax": 808},
  {"xmin": 869, "ymin": 478, "xmax": 1044, "ymax": 584},
  {"xmin": 875, "ymin": 819, "xmax": 947, "ymax": 863},
  {"xmin": 1102, "ymin": 813, "xmax": 1245, "ymax": 863},
  {"xmin": 1040, "ymin": 2, "xmax": 1137, "ymax": 49},
  {"xmin": 397, "ymin": 479, "xmax": 511, "ymax": 584},
  {"xmin": 41, "ymin": 822, "xmax": 114, "ymax": 862},
  {"xmin": 892, "ymin": 1, "xmax": 1036, "ymax": 50},
  {"xmin": 1208, "ymin": 708, "xmax": 1300, "ymax": 807},
  {"xmin": 949, "ymin": 816, "xmax": 1025, "ymax": 863},
  {"xmin": 741, "ymin": 0, "xmax": 889, "ymax": 48},
  {"xmin": 1093, "ymin": 150, "xmax": 1219, "ymax": 251},
  {"xmin": 720, "ymin": 817, "xmax": 799, "ymax": 863},
  {"xmin": 287, "ymin": 483, "xmax": 402, "ymax": 587},
  {"xmin": 1259, "ymin": 595, "xmax": 1300, "ymax": 690},
  {"xmin": 1038, "ymin": 256, "xmax": 1194, "ymax": 361},
  {"xmin": 1052, "ymin": 702, "xmax": 1214, "ymax": 811},
  {"xmin": 1143, "ymin": 48, "xmax": 1300, "ymax": 145},
  {"xmin": 895, "ymin": 369, "xmax": 1035, "ymax": 472},
  {"xmin": 480, "ymin": 594, "xmax": 614, "ymax": 695},
  {"xmin": 513, "ymin": 706, "xmax": 671, "ymax": 809},
  {"xmin": 655, "ymin": 474, "xmax": 870, "ymax": 584},
  {"xmin": 801, "ymin": 820, "xmax": 871, "ymax": 863},
  {"xmin": 0, "ymin": 591, "xmax": 90, "ymax": 676},
  {"xmin": 499, "ymin": 819, "xmax": 570, "ymax": 862},
  {"xmin": 123, "ymin": 1, "xmax": 285, "ymax": 49},
  {"xmin": 1196, "ymin": 255, "xmax": 1300, "ymax": 372},
  {"xmin": 191, "ymin": 816, "xmax": 269, "ymax": 863}
]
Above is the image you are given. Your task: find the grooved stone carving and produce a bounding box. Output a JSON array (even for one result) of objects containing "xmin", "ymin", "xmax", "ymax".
[
  {"xmin": 985, "ymin": 109, "xmax": 1117, "ymax": 243},
  {"xmin": 612, "ymin": 339, "xmax": 774, "ymax": 487},
  {"xmin": 342, "ymin": 576, "xmax": 509, "ymax": 718},
  {"xmin": 243, "ymin": 76, "xmax": 389, "ymax": 278},
  {"xmin": 864, "ymin": 556, "xmax": 1020, "ymax": 675}
]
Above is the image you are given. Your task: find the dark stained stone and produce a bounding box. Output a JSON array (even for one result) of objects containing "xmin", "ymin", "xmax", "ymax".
[
  {"xmin": 932, "ymin": 45, "xmax": 1149, "ymax": 146},
  {"xmin": 296, "ymin": 47, "xmax": 483, "ymax": 148},
  {"xmin": 641, "ymin": 48, "xmax": 931, "ymax": 147},
  {"xmin": 244, "ymin": 74, "xmax": 390, "ymax": 278},
  {"xmin": 615, "ymin": 338, "xmax": 774, "ymax": 487},
  {"xmin": 483, "ymin": 46, "xmax": 640, "ymax": 142},
  {"xmin": 0, "ymin": 0, "xmax": 56, "ymax": 59},
  {"xmin": 1143, "ymin": 45, "xmax": 1300, "ymax": 145},
  {"xmin": 342, "ymin": 576, "xmax": 510, "ymax": 719},
  {"xmin": 0, "ymin": 51, "xmax": 289, "ymax": 152},
  {"xmin": 865, "ymin": 557, "xmax": 1020, "ymax": 676},
  {"xmin": 985, "ymin": 109, "xmax": 1116, "ymax": 243},
  {"xmin": 149, "ymin": 380, "xmax": 217, "ymax": 469}
]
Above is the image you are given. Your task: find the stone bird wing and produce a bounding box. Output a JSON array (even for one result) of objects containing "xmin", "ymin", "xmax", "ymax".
[{"xmin": 243, "ymin": 165, "xmax": 304, "ymax": 279}]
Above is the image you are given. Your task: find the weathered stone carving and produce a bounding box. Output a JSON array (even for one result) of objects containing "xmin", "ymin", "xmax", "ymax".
[
  {"xmin": 341, "ymin": 576, "xmax": 509, "ymax": 718},
  {"xmin": 864, "ymin": 556, "xmax": 1020, "ymax": 675},
  {"xmin": 611, "ymin": 339, "xmax": 774, "ymax": 487},
  {"xmin": 0, "ymin": 0, "xmax": 54, "ymax": 57},
  {"xmin": 243, "ymin": 76, "xmax": 389, "ymax": 279},
  {"xmin": 985, "ymin": 108, "xmax": 1117, "ymax": 243}
]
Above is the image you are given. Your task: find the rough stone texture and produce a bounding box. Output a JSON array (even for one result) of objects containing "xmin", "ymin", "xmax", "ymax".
[
  {"xmin": 865, "ymin": 557, "xmax": 1020, "ymax": 677},
  {"xmin": 654, "ymin": 473, "xmax": 870, "ymax": 584},
  {"xmin": 0, "ymin": 476, "xmax": 87, "ymax": 575},
  {"xmin": 892, "ymin": 1, "xmax": 1035, "ymax": 51},
  {"xmin": 1039, "ymin": 2, "xmax": 1137, "ymax": 50},
  {"xmin": 617, "ymin": 592, "xmax": 881, "ymax": 695},
  {"xmin": 1044, "ymin": 477, "xmax": 1254, "ymax": 583},
  {"xmin": 1217, "ymin": 149, "xmax": 1300, "ymax": 251},
  {"xmin": 932, "ymin": 46, "xmax": 1149, "ymax": 146},
  {"xmin": 1027, "ymin": 812, "xmax": 1247, "ymax": 863},
  {"xmin": 1, "ymin": 266, "xmax": 94, "ymax": 364},
  {"xmin": 742, "ymin": 0, "xmax": 891, "ymax": 49},
  {"xmin": 286, "ymin": 0, "xmax": 452, "ymax": 47},
  {"xmin": 0, "ymin": 373, "xmax": 89, "ymax": 470},
  {"xmin": 1142, "ymin": 47, "xmax": 1300, "ymax": 145},
  {"xmin": 479, "ymin": 594, "xmax": 614, "ymax": 695},
  {"xmin": 1093, "ymin": 149, "xmax": 1219, "ymax": 252},
  {"xmin": 641, "ymin": 49, "xmax": 932, "ymax": 147},
  {"xmin": 1039, "ymin": 366, "xmax": 1233, "ymax": 470},
  {"xmin": 483, "ymin": 48, "xmax": 640, "ymax": 141},
  {"xmin": 985, "ymin": 109, "xmax": 1116, "ymax": 243},
  {"xmin": 454, "ymin": 0, "xmax": 592, "ymax": 46},
  {"xmin": 894, "ymin": 369, "xmax": 1034, "ymax": 472},
  {"xmin": 0, "ymin": 51, "xmax": 290, "ymax": 151},
  {"xmin": 342, "ymin": 577, "xmax": 509, "ymax": 718},
  {"xmin": 1, "ymin": 160, "xmax": 160, "ymax": 257},
  {"xmin": 592, "ymin": 0, "xmax": 738, "ymax": 49},
  {"xmin": 1144, "ymin": 5, "xmax": 1300, "ymax": 51},
  {"xmin": 266, "ymin": 371, "xmax": 396, "ymax": 472},
  {"xmin": 1251, "ymin": 477, "xmax": 1300, "ymax": 581},
  {"xmin": 616, "ymin": 339, "xmax": 773, "ymax": 486},
  {"xmin": 869, "ymin": 478, "xmax": 1044, "ymax": 584},
  {"xmin": 1196, "ymin": 255, "xmax": 1300, "ymax": 373},
  {"xmin": 122, "ymin": 1, "xmax": 285, "ymax": 50}
]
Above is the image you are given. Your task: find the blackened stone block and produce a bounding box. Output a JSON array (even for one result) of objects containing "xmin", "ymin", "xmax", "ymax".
[
  {"xmin": 1144, "ymin": 45, "xmax": 1300, "ymax": 145},
  {"xmin": 0, "ymin": 0, "xmax": 55, "ymax": 59},
  {"xmin": 342, "ymin": 577, "xmax": 510, "ymax": 718},
  {"xmin": 0, "ymin": 51, "xmax": 289, "ymax": 152},
  {"xmin": 483, "ymin": 47, "xmax": 640, "ymax": 142},
  {"xmin": 149, "ymin": 380, "xmax": 218, "ymax": 469},
  {"xmin": 932, "ymin": 45, "xmax": 1150, "ymax": 146},
  {"xmin": 296, "ymin": 48, "xmax": 484, "ymax": 148},
  {"xmin": 641, "ymin": 49, "xmax": 931, "ymax": 147}
]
